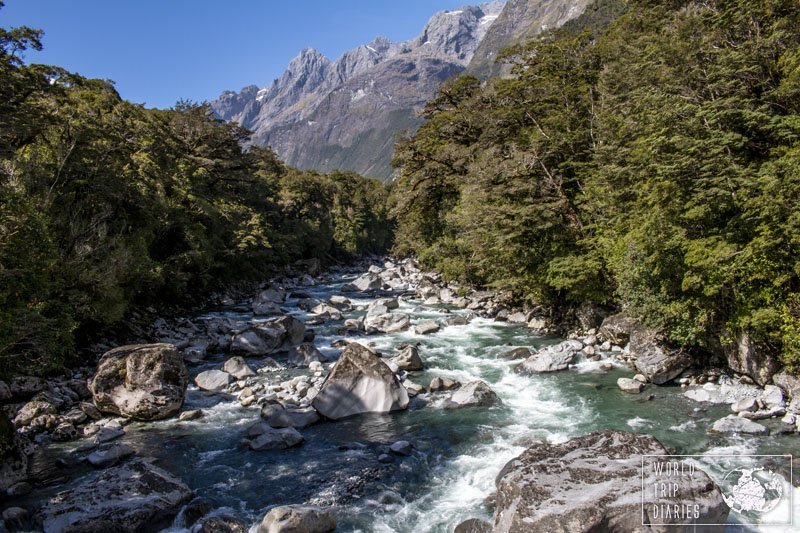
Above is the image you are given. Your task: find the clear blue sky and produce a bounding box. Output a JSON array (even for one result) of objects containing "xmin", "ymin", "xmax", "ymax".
[{"xmin": 1, "ymin": 0, "xmax": 473, "ymax": 109}]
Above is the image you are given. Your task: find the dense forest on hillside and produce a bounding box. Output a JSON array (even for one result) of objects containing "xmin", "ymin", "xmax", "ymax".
[
  {"xmin": 391, "ymin": 0, "xmax": 800, "ymax": 367},
  {"xmin": 0, "ymin": 8, "xmax": 391, "ymax": 378}
]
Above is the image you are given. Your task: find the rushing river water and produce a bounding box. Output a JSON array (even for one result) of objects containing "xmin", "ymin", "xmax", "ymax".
[{"xmin": 29, "ymin": 269, "xmax": 800, "ymax": 532}]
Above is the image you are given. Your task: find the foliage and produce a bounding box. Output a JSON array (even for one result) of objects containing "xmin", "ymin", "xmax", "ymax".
[
  {"xmin": 0, "ymin": 11, "xmax": 390, "ymax": 378},
  {"xmin": 392, "ymin": 0, "xmax": 800, "ymax": 365}
]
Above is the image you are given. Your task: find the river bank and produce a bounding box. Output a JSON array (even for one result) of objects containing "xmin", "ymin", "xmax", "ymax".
[{"xmin": 2, "ymin": 258, "xmax": 799, "ymax": 532}]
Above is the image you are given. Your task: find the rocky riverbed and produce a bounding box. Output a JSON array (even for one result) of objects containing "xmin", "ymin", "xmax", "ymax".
[{"xmin": 2, "ymin": 258, "xmax": 800, "ymax": 532}]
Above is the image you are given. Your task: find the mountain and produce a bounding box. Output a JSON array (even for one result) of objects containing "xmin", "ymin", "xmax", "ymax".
[
  {"xmin": 212, "ymin": 3, "xmax": 504, "ymax": 181},
  {"xmin": 468, "ymin": 0, "xmax": 594, "ymax": 78},
  {"xmin": 211, "ymin": 1, "xmax": 594, "ymax": 181}
]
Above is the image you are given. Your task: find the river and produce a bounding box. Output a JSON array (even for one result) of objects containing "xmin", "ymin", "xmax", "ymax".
[{"xmin": 29, "ymin": 264, "xmax": 800, "ymax": 532}]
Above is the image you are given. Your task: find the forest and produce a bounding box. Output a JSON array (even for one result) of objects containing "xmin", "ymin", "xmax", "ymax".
[
  {"xmin": 0, "ymin": 9, "xmax": 392, "ymax": 378},
  {"xmin": 2, "ymin": 0, "xmax": 800, "ymax": 379},
  {"xmin": 390, "ymin": 0, "xmax": 800, "ymax": 368}
]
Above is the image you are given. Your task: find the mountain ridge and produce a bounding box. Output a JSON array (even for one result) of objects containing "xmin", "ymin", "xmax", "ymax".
[{"xmin": 212, "ymin": 1, "xmax": 591, "ymax": 180}]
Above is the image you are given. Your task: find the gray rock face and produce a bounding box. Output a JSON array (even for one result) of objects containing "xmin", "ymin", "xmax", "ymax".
[
  {"xmin": 723, "ymin": 329, "xmax": 781, "ymax": 386},
  {"xmin": 287, "ymin": 343, "xmax": 328, "ymax": 367},
  {"xmin": 89, "ymin": 344, "xmax": 188, "ymax": 421},
  {"xmin": 630, "ymin": 329, "xmax": 691, "ymax": 385},
  {"xmin": 230, "ymin": 316, "xmax": 306, "ymax": 356},
  {"xmin": 194, "ymin": 370, "xmax": 233, "ymax": 392},
  {"xmin": 598, "ymin": 312, "xmax": 640, "ymax": 345},
  {"xmin": 445, "ymin": 380, "xmax": 501, "ymax": 409},
  {"xmin": 469, "ymin": 0, "xmax": 592, "ymax": 78},
  {"xmin": 710, "ymin": 415, "xmax": 770, "ymax": 435},
  {"xmin": 211, "ymin": 4, "xmax": 504, "ymax": 181},
  {"xmin": 493, "ymin": 430, "xmax": 729, "ymax": 532},
  {"xmin": 39, "ymin": 459, "xmax": 192, "ymax": 532},
  {"xmin": 257, "ymin": 505, "xmax": 336, "ymax": 533},
  {"xmin": 312, "ymin": 343, "xmax": 409, "ymax": 419}
]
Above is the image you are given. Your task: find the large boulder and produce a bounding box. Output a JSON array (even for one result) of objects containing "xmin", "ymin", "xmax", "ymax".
[
  {"xmin": 257, "ymin": 505, "xmax": 335, "ymax": 533},
  {"xmin": 90, "ymin": 344, "xmax": 188, "ymax": 421},
  {"xmin": 598, "ymin": 312, "xmax": 640, "ymax": 345},
  {"xmin": 39, "ymin": 459, "xmax": 192, "ymax": 532},
  {"xmin": 445, "ymin": 381, "xmax": 501, "ymax": 409},
  {"xmin": 230, "ymin": 316, "xmax": 306, "ymax": 356},
  {"xmin": 493, "ymin": 430, "xmax": 729, "ymax": 532},
  {"xmin": 723, "ymin": 329, "xmax": 781, "ymax": 386},
  {"xmin": 311, "ymin": 343, "xmax": 409, "ymax": 420},
  {"xmin": 252, "ymin": 287, "xmax": 286, "ymax": 315},
  {"xmin": 515, "ymin": 341, "xmax": 582, "ymax": 374},
  {"xmin": 630, "ymin": 329, "xmax": 691, "ymax": 385},
  {"xmin": 287, "ymin": 343, "xmax": 328, "ymax": 367}
]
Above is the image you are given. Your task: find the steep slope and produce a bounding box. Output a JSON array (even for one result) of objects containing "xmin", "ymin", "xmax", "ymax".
[
  {"xmin": 468, "ymin": 0, "xmax": 593, "ymax": 79},
  {"xmin": 212, "ymin": 2, "xmax": 504, "ymax": 181}
]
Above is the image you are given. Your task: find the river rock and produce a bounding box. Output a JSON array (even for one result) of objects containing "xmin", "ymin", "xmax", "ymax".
[
  {"xmin": 348, "ymin": 273, "xmax": 382, "ymax": 292},
  {"xmin": 179, "ymin": 409, "xmax": 203, "ymax": 421},
  {"xmin": 252, "ymin": 287, "xmax": 286, "ymax": 315},
  {"xmin": 311, "ymin": 342, "xmax": 409, "ymax": 420},
  {"xmin": 247, "ymin": 425, "xmax": 304, "ymax": 451},
  {"xmin": 429, "ymin": 377, "xmax": 460, "ymax": 392},
  {"xmin": 86, "ymin": 443, "xmax": 135, "ymax": 468},
  {"xmin": 617, "ymin": 378, "xmax": 645, "ymax": 393},
  {"xmin": 710, "ymin": 414, "xmax": 769, "ymax": 435},
  {"xmin": 492, "ymin": 430, "xmax": 729, "ymax": 532},
  {"xmin": 444, "ymin": 315, "xmax": 469, "ymax": 326},
  {"xmin": 515, "ymin": 341, "xmax": 580, "ymax": 374},
  {"xmin": 389, "ymin": 440, "xmax": 412, "ymax": 455},
  {"xmin": 630, "ymin": 329, "xmax": 691, "ymax": 385},
  {"xmin": 257, "ymin": 505, "xmax": 336, "ymax": 533},
  {"xmin": 415, "ymin": 320, "xmax": 440, "ymax": 335},
  {"xmin": 230, "ymin": 316, "xmax": 306, "ymax": 356},
  {"xmin": 731, "ymin": 397, "xmax": 758, "ymax": 413},
  {"xmin": 195, "ymin": 515, "xmax": 248, "ymax": 533},
  {"xmin": 445, "ymin": 381, "xmax": 501, "ymax": 409},
  {"xmin": 761, "ymin": 384, "xmax": 785, "ymax": 408},
  {"xmin": 391, "ymin": 345, "xmax": 423, "ymax": 371},
  {"xmin": 222, "ymin": 356, "xmax": 256, "ymax": 379},
  {"xmin": 261, "ymin": 403, "xmax": 320, "ymax": 429},
  {"xmin": 498, "ymin": 347, "xmax": 531, "ymax": 360},
  {"xmin": 89, "ymin": 344, "xmax": 188, "ymax": 421},
  {"xmin": 39, "ymin": 459, "xmax": 192, "ymax": 532},
  {"xmin": 364, "ymin": 312, "xmax": 411, "ymax": 334},
  {"xmin": 13, "ymin": 399, "xmax": 57, "ymax": 427},
  {"xmin": 287, "ymin": 343, "xmax": 328, "ymax": 367},
  {"xmin": 195, "ymin": 370, "xmax": 233, "ymax": 392}
]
